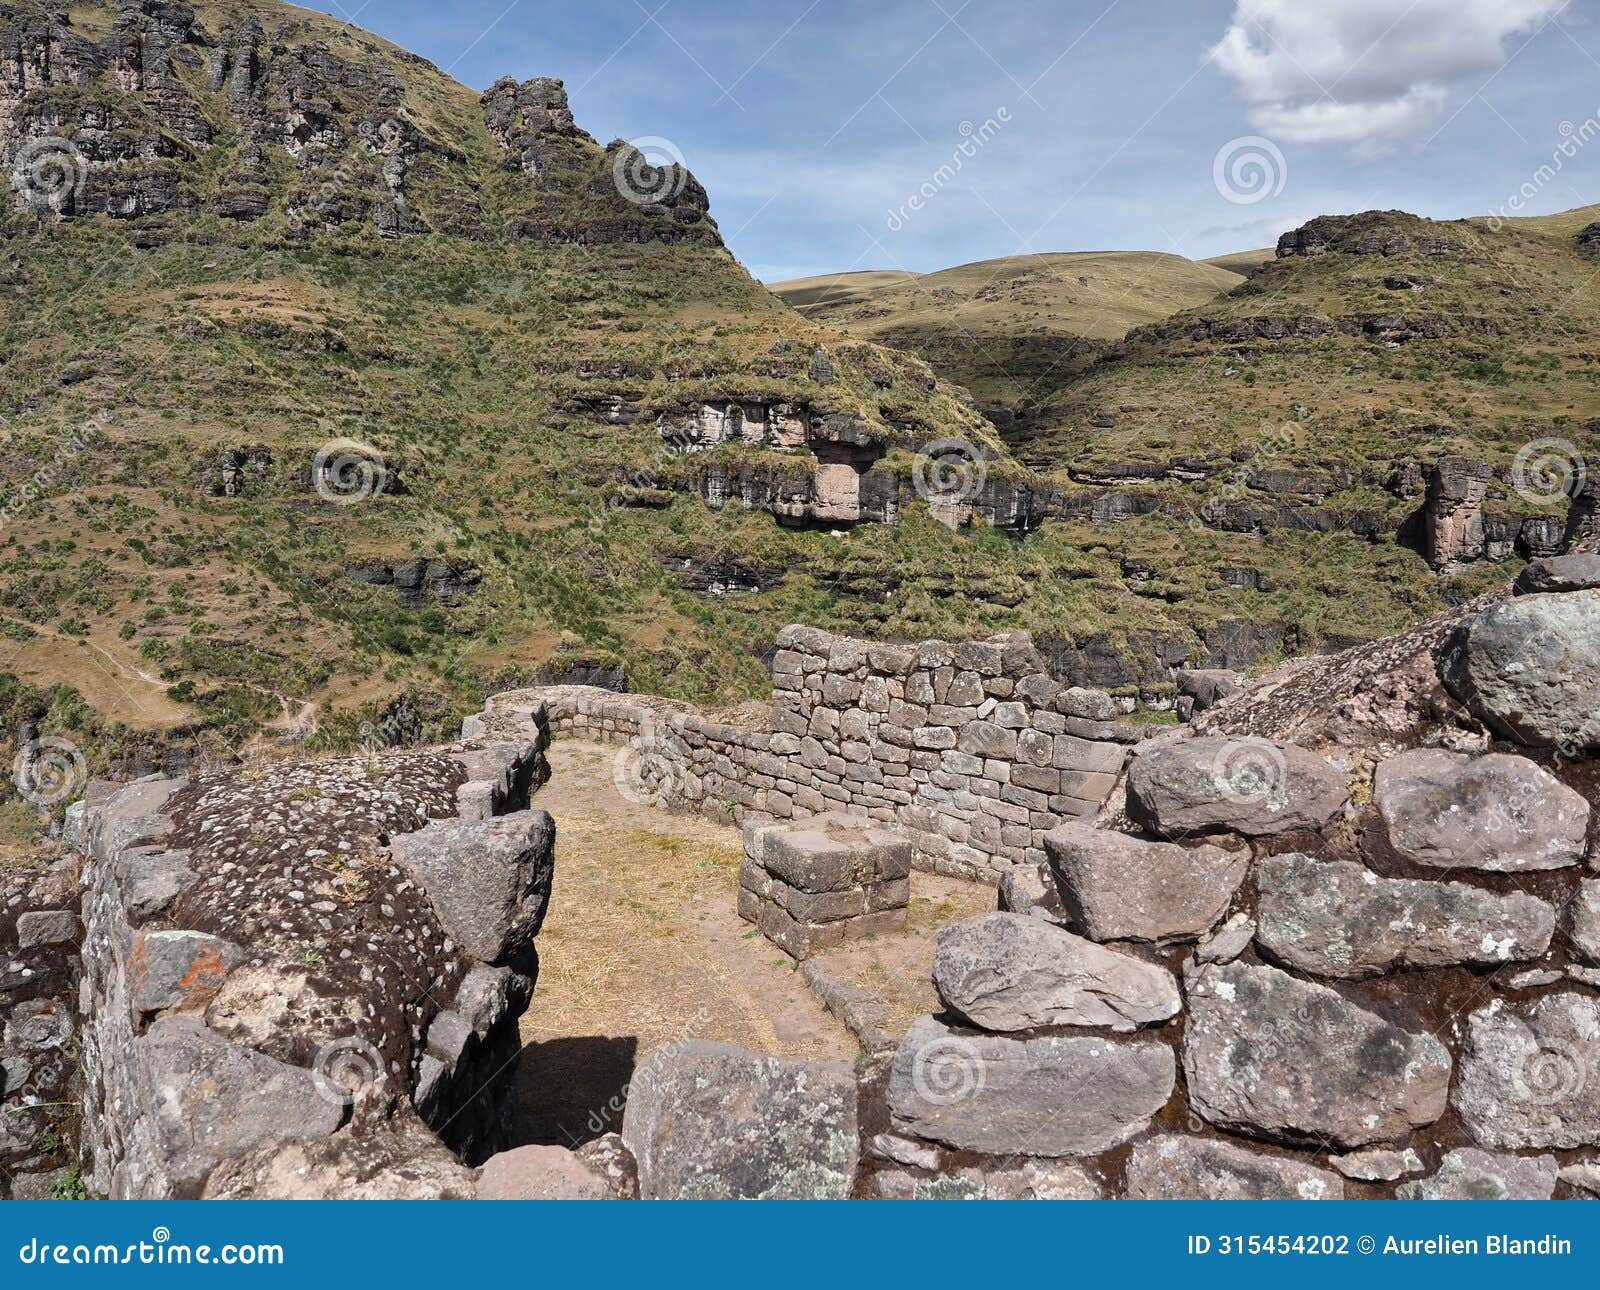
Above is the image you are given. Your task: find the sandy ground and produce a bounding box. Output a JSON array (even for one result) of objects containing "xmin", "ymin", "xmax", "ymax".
[{"xmin": 509, "ymin": 740, "xmax": 995, "ymax": 1147}]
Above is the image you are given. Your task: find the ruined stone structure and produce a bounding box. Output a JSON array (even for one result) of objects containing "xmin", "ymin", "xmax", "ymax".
[
  {"xmin": 738, "ymin": 813, "xmax": 911, "ymax": 958},
  {"xmin": 6, "ymin": 564, "xmax": 1600, "ymax": 1201},
  {"xmin": 470, "ymin": 625, "xmax": 1143, "ymax": 881}
]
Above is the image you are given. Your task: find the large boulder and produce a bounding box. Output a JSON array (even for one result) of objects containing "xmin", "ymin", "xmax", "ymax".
[
  {"xmin": 1255, "ymin": 854, "xmax": 1555, "ymax": 978},
  {"xmin": 1125, "ymin": 1135, "xmax": 1344, "ymax": 1200},
  {"xmin": 887, "ymin": 1015, "xmax": 1174, "ymax": 1157},
  {"xmin": 1514, "ymin": 554, "xmax": 1600, "ymax": 594},
  {"xmin": 620, "ymin": 1041, "xmax": 857, "ymax": 1199},
  {"xmin": 1452, "ymin": 992, "xmax": 1600, "ymax": 1150},
  {"xmin": 135, "ymin": 1016, "xmax": 344, "ymax": 1198},
  {"xmin": 1371, "ymin": 748, "xmax": 1589, "ymax": 872},
  {"xmin": 1126, "ymin": 736, "xmax": 1348, "ymax": 838},
  {"xmin": 1396, "ymin": 1148, "xmax": 1558, "ymax": 1200},
  {"xmin": 1440, "ymin": 591, "xmax": 1600, "ymax": 750},
  {"xmin": 932, "ymin": 913, "xmax": 1180, "ymax": 1033},
  {"xmin": 201, "ymin": 1115, "xmax": 476, "ymax": 1200},
  {"xmin": 1183, "ymin": 961, "xmax": 1452, "ymax": 1149},
  {"xmin": 389, "ymin": 811, "xmax": 555, "ymax": 966},
  {"xmin": 1043, "ymin": 822, "xmax": 1247, "ymax": 943}
]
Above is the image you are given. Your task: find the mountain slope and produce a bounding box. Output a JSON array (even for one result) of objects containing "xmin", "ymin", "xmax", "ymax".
[
  {"xmin": 0, "ymin": 0, "xmax": 1013, "ymax": 767},
  {"xmin": 0, "ymin": 2, "xmax": 1584, "ymax": 795},
  {"xmin": 771, "ymin": 251, "xmax": 1242, "ymax": 431}
]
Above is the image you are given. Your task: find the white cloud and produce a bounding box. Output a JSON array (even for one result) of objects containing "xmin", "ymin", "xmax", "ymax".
[{"xmin": 1209, "ymin": 0, "xmax": 1569, "ymax": 144}]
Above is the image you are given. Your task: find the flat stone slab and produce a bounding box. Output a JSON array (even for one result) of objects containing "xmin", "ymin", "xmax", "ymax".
[
  {"xmin": 1397, "ymin": 1148, "xmax": 1558, "ymax": 1200},
  {"xmin": 1452, "ymin": 992, "xmax": 1600, "ymax": 1150},
  {"xmin": 1372, "ymin": 748, "xmax": 1588, "ymax": 872},
  {"xmin": 1044, "ymin": 821, "xmax": 1247, "ymax": 943},
  {"xmin": 1183, "ymin": 960, "xmax": 1452, "ymax": 1149},
  {"xmin": 1126, "ymin": 736, "xmax": 1348, "ymax": 838},
  {"xmin": 1255, "ymin": 853, "xmax": 1555, "ymax": 978},
  {"xmin": 745, "ymin": 811, "xmax": 913, "ymax": 892},
  {"xmin": 933, "ymin": 912, "xmax": 1180, "ymax": 1033},
  {"xmin": 1125, "ymin": 1135, "xmax": 1344, "ymax": 1199},
  {"xmin": 888, "ymin": 1015, "xmax": 1174, "ymax": 1157},
  {"xmin": 621, "ymin": 1040, "xmax": 857, "ymax": 1199}
]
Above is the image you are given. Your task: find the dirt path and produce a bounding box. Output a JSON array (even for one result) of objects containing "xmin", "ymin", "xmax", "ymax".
[
  {"xmin": 508, "ymin": 740, "xmax": 998, "ymax": 1148},
  {"xmin": 510, "ymin": 741, "xmax": 856, "ymax": 1147}
]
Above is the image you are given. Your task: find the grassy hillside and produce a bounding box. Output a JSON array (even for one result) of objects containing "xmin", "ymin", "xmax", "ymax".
[
  {"xmin": 771, "ymin": 252, "xmax": 1242, "ymax": 432},
  {"xmin": 0, "ymin": 2, "xmax": 1575, "ymax": 797}
]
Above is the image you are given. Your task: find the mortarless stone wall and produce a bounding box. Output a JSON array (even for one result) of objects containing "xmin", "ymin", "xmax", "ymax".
[{"xmin": 470, "ymin": 626, "xmax": 1148, "ymax": 880}]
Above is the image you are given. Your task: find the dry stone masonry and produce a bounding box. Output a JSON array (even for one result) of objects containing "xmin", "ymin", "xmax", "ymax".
[
  {"xmin": 738, "ymin": 813, "xmax": 910, "ymax": 959},
  {"xmin": 472, "ymin": 624, "xmax": 1143, "ymax": 882},
  {"xmin": 13, "ymin": 560, "xmax": 1600, "ymax": 1200}
]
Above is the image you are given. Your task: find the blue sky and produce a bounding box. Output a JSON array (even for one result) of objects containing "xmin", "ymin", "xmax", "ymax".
[{"xmin": 302, "ymin": 0, "xmax": 1600, "ymax": 280}]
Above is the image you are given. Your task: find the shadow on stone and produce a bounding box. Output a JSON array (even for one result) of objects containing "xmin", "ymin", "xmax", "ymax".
[{"xmin": 508, "ymin": 1035, "xmax": 638, "ymax": 1148}]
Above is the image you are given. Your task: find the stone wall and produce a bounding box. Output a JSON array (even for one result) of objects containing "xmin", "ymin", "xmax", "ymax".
[
  {"xmin": 471, "ymin": 625, "xmax": 1145, "ymax": 880},
  {"xmin": 69, "ymin": 732, "xmax": 554, "ymax": 1198}
]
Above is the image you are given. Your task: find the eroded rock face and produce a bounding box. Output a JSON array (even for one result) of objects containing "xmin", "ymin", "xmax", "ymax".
[
  {"xmin": 1371, "ymin": 748, "xmax": 1589, "ymax": 872},
  {"xmin": 1183, "ymin": 961, "xmax": 1452, "ymax": 1148},
  {"xmin": 1255, "ymin": 854, "xmax": 1555, "ymax": 978},
  {"xmin": 1423, "ymin": 457, "xmax": 1493, "ymax": 569},
  {"xmin": 887, "ymin": 1015, "xmax": 1174, "ymax": 1157},
  {"xmin": 1452, "ymin": 993, "xmax": 1600, "ymax": 1150},
  {"xmin": 1440, "ymin": 592, "xmax": 1600, "ymax": 750},
  {"xmin": 1124, "ymin": 1135, "xmax": 1344, "ymax": 1200},
  {"xmin": 1044, "ymin": 822, "xmax": 1247, "ymax": 943},
  {"xmin": 932, "ymin": 912, "xmax": 1180, "ymax": 1033},
  {"xmin": 620, "ymin": 1041, "xmax": 858, "ymax": 1199},
  {"xmin": 1397, "ymin": 1148, "xmax": 1559, "ymax": 1200},
  {"xmin": 1126, "ymin": 736, "xmax": 1348, "ymax": 838}
]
